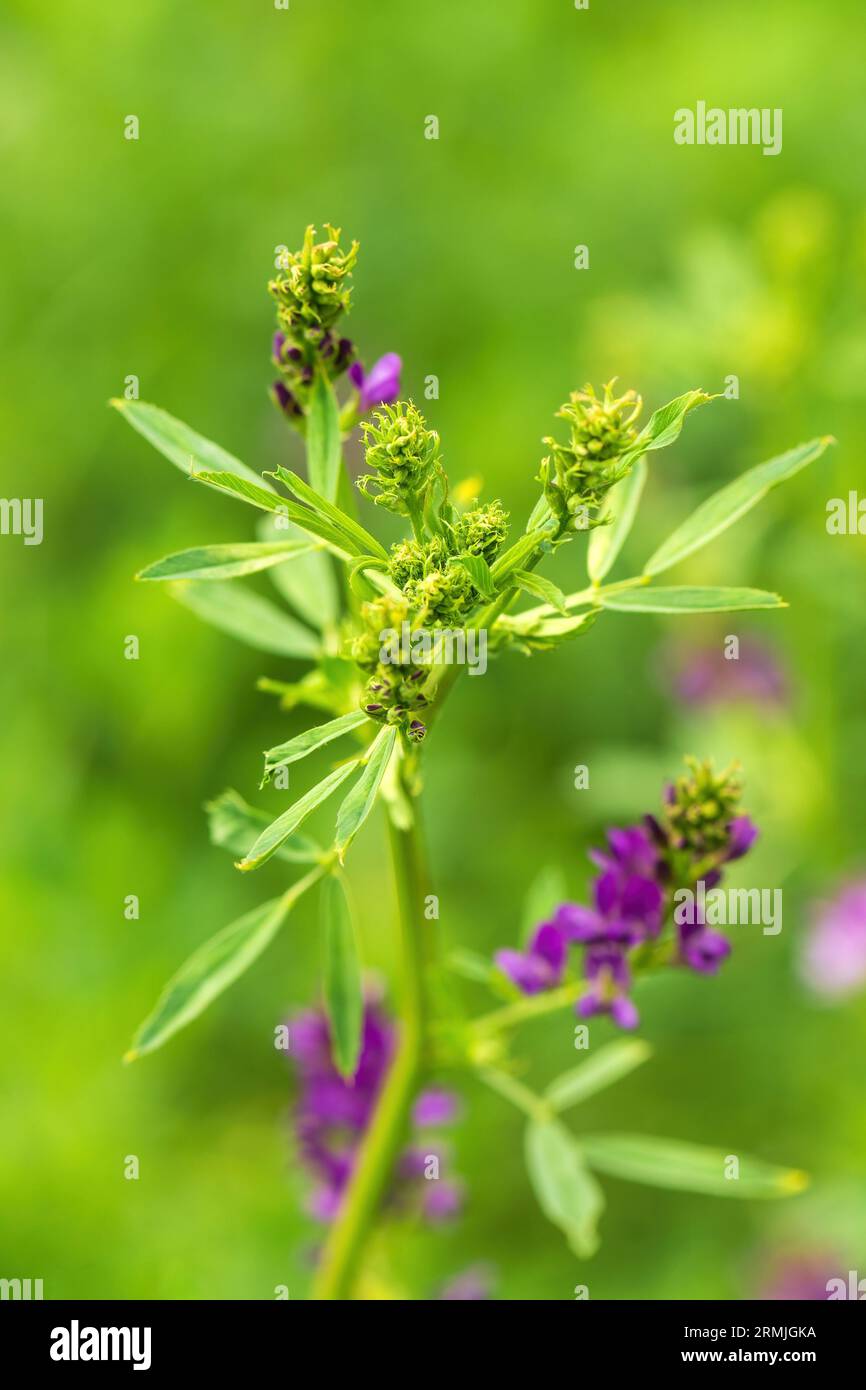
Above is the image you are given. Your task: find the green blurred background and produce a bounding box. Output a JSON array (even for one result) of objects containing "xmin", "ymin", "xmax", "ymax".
[{"xmin": 2, "ymin": 0, "xmax": 865, "ymax": 1299}]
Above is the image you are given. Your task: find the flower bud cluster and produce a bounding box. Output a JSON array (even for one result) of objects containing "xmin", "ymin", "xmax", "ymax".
[{"xmin": 538, "ymin": 380, "xmax": 642, "ymax": 535}]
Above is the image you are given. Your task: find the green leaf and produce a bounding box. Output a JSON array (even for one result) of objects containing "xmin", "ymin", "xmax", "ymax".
[
  {"xmin": 513, "ymin": 568, "xmax": 568, "ymax": 615},
  {"xmin": 644, "ymin": 436, "xmax": 833, "ymax": 576},
  {"xmin": 190, "ymin": 469, "xmax": 292, "ymax": 515},
  {"xmin": 491, "ymin": 526, "xmax": 551, "ymax": 585},
  {"xmin": 205, "ymin": 789, "xmax": 321, "ymax": 864},
  {"xmin": 256, "ymin": 514, "xmax": 340, "ymax": 630},
  {"xmin": 520, "ymin": 864, "xmax": 568, "ymax": 944},
  {"xmin": 124, "ymin": 876, "xmax": 317, "ymax": 1061},
  {"xmin": 269, "ymin": 467, "xmax": 389, "ymax": 561},
  {"xmin": 193, "ymin": 471, "xmax": 356, "ymax": 561},
  {"xmin": 445, "ymin": 947, "xmax": 497, "ymax": 984},
  {"xmin": 449, "ymin": 552, "xmax": 496, "ymax": 600},
  {"xmin": 579, "ymin": 1133, "xmax": 808, "ymax": 1199},
  {"xmin": 170, "ymin": 581, "xmax": 320, "ymax": 658},
  {"xmin": 306, "ymin": 370, "xmax": 343, "ymax": 503},
  {"xmin": 525, "ymin": 1119, "xmax": 606, "ymax": 1258},
  {"xmin": 630, "ymin": 388, "xmax": 715, "ymax": 458},
  {"xmin": 262, "ymin": 710, "xmax": 370, "ymax": 784},
  {"xmin": 138, "ymin": 540, "xmax": 316, "ymax": 582},
  {"xmin": 236, "ymin": 760, "xmax": 360, "ymax": 872},
  {"xmin": 335, "ymin": 725, "xmax": 398, "ymax": 859},
  {"xmin": 545, "ymin": 1041, "xmax": 652, "ymax": 1113},
  {"xmin": 322, "ymin": 874, "xmax": 363, "ymax": 1077},
  {"xmin": 587, "ymin": 457, "xmax": 647, "ymax": 583},
  {"xmin": 111, "ymin": 399, "xmax": 273, "ymax": 490},
  {"xmin": 601, "ymin": 585, "xmax": 786, "ymax": 614}
]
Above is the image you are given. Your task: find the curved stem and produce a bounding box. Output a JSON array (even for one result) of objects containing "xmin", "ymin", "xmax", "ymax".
[{"xmin": 311, "ymin": 788, "xmax": 432, "ymax": 1300}]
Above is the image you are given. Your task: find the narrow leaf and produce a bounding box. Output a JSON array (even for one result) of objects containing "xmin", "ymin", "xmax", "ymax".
[
  {"xmin": 111, "ymin": 399, "xmax": 273, "ymax": 490},
  {"xmin": 236, "ymin": 761, "xmax": 359, "ymax": 872},
  {"xmin": 262, "ymin": 710, "xmax": 370, "ymax": 784},
  {"xmin": 630, "ymin": 389, "xmax": 715, "ymax": 457},
  {"xmin": 138, "ymin": 540, "xmax": 316, "ymax": 582},
  {"xmin": 335, "ymin": 725, "xmax": 398, "ymax": 858},
  {"xmin": 525, "ymin": 1119, "xmax": 606, "ymax": 1258},
  {"xmin": 170, "ymin": 581, "xmax": 320, "ymax": 658},
  {"xmin": 579, "ymin": 1133, "xmax": 808, "ymax": 1199},
  {"xmin": 257, "ymin": 514, "xmax": 340, "ymax": 629},
  {"xmin": 545, "ymin": 1041, "xmax": 652, "ymax": 1113},
  {"xmin": 491, "ymin": 526, "xmax": 551, "ymax": 585},
  {"xmin": 269, "ymin": 467, "xmax": 389, "ymax": 561},
  {"xmin": 601, "ymin": 586, "xmax": 786, "ymax": 614},
  {"xmin": 192, "ymin": 471, "xmax": 356, "ymax": 560},
  {"xmin": 306, "ymin": 370, "xmax": 343, "ymax": 502},
  {"xmin": 322, "ymin": 875, "xmax": 363, "ymax": 1077},
  {"xmin": 587, "ymin": 457, "xmax": 647, "ymax": 582},
  {"xmin": 190, "ymin": 469, "xmax": 290, "ymax": 514},
  {"xmin": 125, "ymin": 877, "xmax": 316, "ymax": 1061},
  {"xmin": 644, "ymin": 436, "xmax": 833, "ymax": 576},
  {"xmin": 205, "ymin": 789, "xmax": 321, "ymax": 864},
  {"xmin": 513, "ymin": 568, "xmax": 568, "ymax": 614},
  {"xmin": 451, "ymin": 552, "xmax": 497, "ymax": 600}
]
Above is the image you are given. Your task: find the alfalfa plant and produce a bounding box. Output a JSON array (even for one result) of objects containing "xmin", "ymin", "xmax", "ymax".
[{"xmin": 115, "ymin": 225, "xmax": 830, "ymax": 1298}]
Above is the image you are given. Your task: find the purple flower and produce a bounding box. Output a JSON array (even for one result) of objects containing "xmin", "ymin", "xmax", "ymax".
[
  {"xmin": 556, "ymin": 825, "xmax": 664, "ymax": 948},
  {"xmin": 678, "ymin": 912, "xmax": 732, "ymax": 975},
  {"xmin": 576, "ymin": 945, "xmax": 640, "ymax": 1029},
  {"xmin": 800, "ymin": 879, "xmax": 866, "ymax": 999},
  {"xmin": 757, "ymin": 1251, "xmax": 840, "ymax": 1301},
  {"xmin": 413, "ymin": 1088, "xmax": 460, "ymax": 1127},
  {"xmin": 495, "ymin": 921, "xmax": 567, "ymax": 995},
  {"xmin": 669, "ymin": 638, "xmax": 787, "ymax": 708},
  {"xmin": 437, "ymin": 1265, "xmax": 495, "ymax": 1301},
  {"xmin": 289, "ymin": 997, "xmax": 462, "ymax": 1224},
  {"xmin": 726, "ymin": 814, "xmax": 759, "ymax": 861},
  {"xmin": 349, "ymin": 352, "xmax": 402, "ymax": 410}
]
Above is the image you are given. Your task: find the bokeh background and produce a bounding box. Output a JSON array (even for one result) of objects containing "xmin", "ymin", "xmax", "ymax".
[{"xmin": 2, "ymin": 0, "xmax": 865, "ymax": 1300}]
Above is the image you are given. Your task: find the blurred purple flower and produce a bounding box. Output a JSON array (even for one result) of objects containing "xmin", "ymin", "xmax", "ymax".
[
  {"xmin": 437, "ymin": 1265, "xmax": 496, "ymax": 1301},
  {"xmin": 676, "ymin": 899, "xmax": 733, "ymax": 974},
  {"xmin": 800, "ymin": 879, "xmax": 866, "ymax": 999},
  {"xmin": 669, "ymin": 638, "xmax": 787, "ymax": 708},
  {"xmin": 349, "ymin": 352, "xmax": 402, "ymax": 410},
  {"xmin": 726, "ymin": 814, "xmax": 759, "ymax": 861},
  {"xmin": 495, "ymin": 921, "xmax": 567, "ymax": 995},
  {"xmin": 289, "ymin": 997, "xmax": 462, "ymax": 1224},
  {"xmin": 757, "ymin": 1251, "xmax": 839, "ymax": 1301}
]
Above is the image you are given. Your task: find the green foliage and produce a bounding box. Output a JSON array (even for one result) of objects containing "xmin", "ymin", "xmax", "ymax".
[
  {"xmin": 137, "ymin": 540, "xmax": 316, "ymax": 582},
  {"xmin": 125, "ymin": 874, "xmax": 320, "ymax": 1061},
  {"xmin": 545, "ymin": 1042, "xmax": 653, "ymax": 1113},
  {"xmin": 170, "ymin": 580, "xmax": 320, "ymax": 658},
  {"xmin": 236, "ymin": 762, "xmax": 359, "ymax": 872},
  {"xmin": 578, "ymin": 1134, "xmax": 808, "ymax": 1199},
  {"xmin": 525, "ymin": 1119, "xmax": 606, "ymax": 1259},
  {"xmin": 321, "ymin": 874, "xmax": 364, "ymax": 1077}
]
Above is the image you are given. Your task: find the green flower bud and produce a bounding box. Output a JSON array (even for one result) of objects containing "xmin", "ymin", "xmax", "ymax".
[
  {"xmin": 449, "ymin": 500, "xmax": 510, "ymax": 564},
  {"xmin": 663, "ymin": 757, "xmax": 744, "ymax": 860},
  {"xmin": 358, "ymin": 401, "xmax": 442, "ymax": 518},
  {"xmin": 539, "ymin": 380, "xmax": 642, "ymax": 535},
  {"xmin": 268, "ymin": 224, "xmax": 359, "ymax": 334}
]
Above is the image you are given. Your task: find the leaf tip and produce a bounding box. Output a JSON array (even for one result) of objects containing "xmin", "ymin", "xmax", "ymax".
[
  {"xmin": 122, "ymin": 1048, "xmax": 139, "ymax": 1065},
  {"xmin": 779, "ymin": 1168, "xmax": 809, "ymax": 1195},
  {"xmin": 109, "ymin": 396, "xmax": 127, "ymax": 412}
]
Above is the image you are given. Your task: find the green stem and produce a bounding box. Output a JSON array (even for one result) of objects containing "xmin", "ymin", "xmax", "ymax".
[{"xmin": 311, "ymin": 783, "xmax": 432, "ymax": 1300}]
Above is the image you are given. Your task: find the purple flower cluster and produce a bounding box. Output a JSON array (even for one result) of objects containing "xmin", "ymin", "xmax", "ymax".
[
  {"xmin": 290, "ymin": 996, "xmax": 462, "ymax": 1224},
  {"xmin": 495, "ymin": 763, "xmax": 759, "ymax": 1030},
  {"xmin": 800, "ymin": 878, "xmax": 866, "ymax": 999},
  {"xmin": 668, "ymin": 638, "xmax": 788, "ymax": 708}
]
